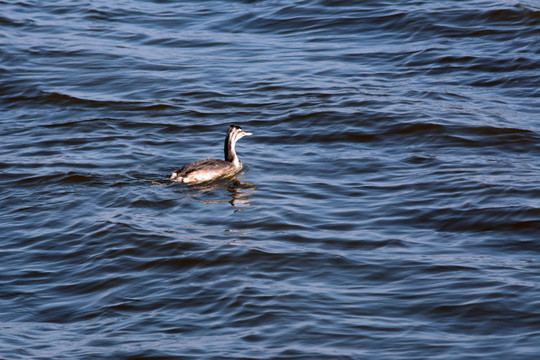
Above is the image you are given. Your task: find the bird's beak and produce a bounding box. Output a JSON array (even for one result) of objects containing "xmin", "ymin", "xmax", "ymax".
[{"xmin": 243, "ymin": 131, "xmax": 253, "ymax": 136}]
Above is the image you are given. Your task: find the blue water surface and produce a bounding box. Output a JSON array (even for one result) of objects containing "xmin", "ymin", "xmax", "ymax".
[{"xmin": 1, "ymin": 0, "xmax": 539, "ymax": 359}]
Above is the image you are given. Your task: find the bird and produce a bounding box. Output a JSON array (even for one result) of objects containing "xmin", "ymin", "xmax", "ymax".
[{"xmin": 169, "ymin": 125, "xmax": 252, "ymax": 184}]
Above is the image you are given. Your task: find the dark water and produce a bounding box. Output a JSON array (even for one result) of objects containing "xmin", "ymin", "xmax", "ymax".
[{"xmin": 1, "ymin": 0, "xmax": 539, "ymax": 358}]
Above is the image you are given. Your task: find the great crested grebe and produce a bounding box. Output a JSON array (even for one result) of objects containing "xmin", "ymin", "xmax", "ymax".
[{"xmin": 169, "ymin": 125, "xmax": 252, "ymax": 184}]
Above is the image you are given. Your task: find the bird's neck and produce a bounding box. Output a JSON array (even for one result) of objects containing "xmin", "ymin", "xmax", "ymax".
[{"xmin": 224, "ymin": 135, "xmax": 240, "ymax": 167}]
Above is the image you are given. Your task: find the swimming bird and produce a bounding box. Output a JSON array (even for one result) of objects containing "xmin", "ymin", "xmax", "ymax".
[{"xmin": 169, "ymin": 125, "xmax": 252, "ymax": 184}]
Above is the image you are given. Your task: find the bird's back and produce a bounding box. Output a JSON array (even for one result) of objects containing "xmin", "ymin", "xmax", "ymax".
[{"xmin": 170, "ymin": 158, "xmax": 239, "ymax": 184}]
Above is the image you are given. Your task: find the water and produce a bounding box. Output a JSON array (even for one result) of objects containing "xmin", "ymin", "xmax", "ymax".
[{"xmin": 1, "ymin": 0, "xmax": 539, "ymax": 358}]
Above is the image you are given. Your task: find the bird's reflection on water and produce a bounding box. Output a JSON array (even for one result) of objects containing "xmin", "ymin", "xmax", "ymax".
[{"xmin": 172, "ymin": 176, "xmax": 255, "ymax": 208}]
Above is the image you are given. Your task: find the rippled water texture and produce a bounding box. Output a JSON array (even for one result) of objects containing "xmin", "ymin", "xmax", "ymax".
[{"xmin": 1, "ymin": 0, "xmax": 539, "ymax": 359}]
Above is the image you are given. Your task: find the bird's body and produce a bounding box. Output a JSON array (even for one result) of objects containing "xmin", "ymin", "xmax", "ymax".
[
  {"xmin": 169, "ymin": 125, "xmax": 252, "ymax": 184},
  {"xmin": 171, "ymin": 158, "xmax": 239, "ymax": 184}
]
